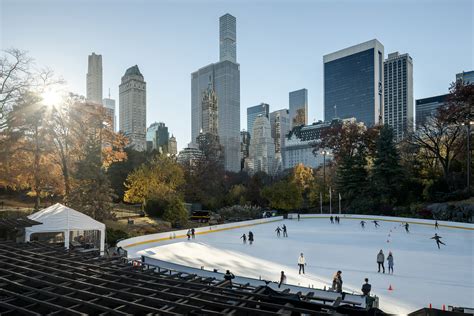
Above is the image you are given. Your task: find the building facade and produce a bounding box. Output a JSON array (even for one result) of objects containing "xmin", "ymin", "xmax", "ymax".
[
  {"xmin": 102, "ymin": 97, "xmax": 116, "ymax": 131},
  {"xmin": 168, "ymin": 135, "xmax": 177, "ymax": 155},
  {"xmin": 247, "ymin": 103, "xmax": 269, "ymax": 138},
  {"xmin": 146, "ymin": 122, "xmax": 169, "ymax": 153},
  {"xmin": 86, "ymin": 53, "xmax": 103, "ymax": 104},
  {"xmin": 246, "ymin": 115, "xmax": 275, "ymax": 174},
  {"xmin": 191, "ymin": 14, "xmax": 240, "ymax": 172},
  {"xmin": 220, "ymin": 13, "xmax": 237, "ymax": 63},
  {"xmin": 240, "ymin": 130, "xmax": 250, "ymax": 170},
  {"xmin": 119, "ymin": 65, "xmax": 146, "ymax": 151},
  {"xmin": 415, "ymin": 94, "xmax": 449, "ymax": 128},
  {"xmin": 289, "ymin": 89, "xmax": 308, "ymax": 128},
  {"xmin": 456, "ymin": 70, "xmax": 474, "ymax": 84},
  {"xmin": 270, "ymin": 109, "xmax": 290, "ymax": 172},
  {"xmin": 177, "ymin": 145, "xmax": 204, "ymax": 166},
  {"xmin": 324, "ymin": 39, "xmax": 384, "ymax": 127},
  {"xmin": 201, "ymin": 81, "xmax": 219, "ymax": 136},
  {"xmin": 383, "ymin": 52, "xmax": 414, "ymax": 141}
]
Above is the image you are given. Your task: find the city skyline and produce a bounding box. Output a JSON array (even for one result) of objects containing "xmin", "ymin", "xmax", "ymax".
[{"xmin": 2, "ymin": 0, "xmax": 472, "ymax": 150}]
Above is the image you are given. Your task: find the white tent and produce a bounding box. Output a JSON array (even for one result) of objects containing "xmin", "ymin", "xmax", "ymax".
[{"xmin": 25, "ymin": 203, "xmax": 105, "ymax": 255}]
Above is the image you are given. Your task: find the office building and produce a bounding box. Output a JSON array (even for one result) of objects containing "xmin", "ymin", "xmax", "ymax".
[
  {"xmin": 270, "ymin": 109, "xmax": 290, "ymax": 172},
  {"xmin": 384, "ymin": 52, "xmax": 414, "ymax": 141},
  {"xmin": 119, "ymin": 65, "xmax": 146, "ymax": 151},
  {"xmin": 324, "ymin": 39, "xmax": 384, "ymax": 126},
  {"xmin": 246, "ymin": 115, "xmax": 275, "ymax": 175},
  {"xmin": 201, "ymin": 81, "xmax": 219, "ymax": 136},
  {"xmin": 289, "ymin": 89, "xmax": 308, "ymax": 128},
  {"xmin": 86, "ymin": 53, "xmax": 103, "ymax": 104},
  {"xmin": 191, "ymin": 13, "xmax": 240, "ymax": 172},
  {"xmin": 456, "ymin": 70, "xmax": 474, "ymax": 84},
  {"xmin": 146, "ymin": 122, "xmax": 169, "ymax": 153},
  {"xmin": 415, "ymin": 94, "xmax": 449, "ymax": 128},
  {"xmin": 102, "ymin": 97, "xmax": 116, "ymax": 131},
  {"xmin": 169, "ymin": 135, "xmax": 177, "ymax": 155},
  {"xmin": 247, "ymin": 103, "xmax": 269, "ymax": 137},
  {"xmin": 240, "ymin": 130, "xmax": 250, "ymax": 170}
]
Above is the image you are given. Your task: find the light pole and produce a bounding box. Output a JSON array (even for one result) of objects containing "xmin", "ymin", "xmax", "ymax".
[{"xmin": 321, "ymin": 150, "xmax": 327, "ymax": 191}]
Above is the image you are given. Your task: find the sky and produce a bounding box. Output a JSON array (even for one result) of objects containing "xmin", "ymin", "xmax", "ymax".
[{"xmin": 1, "ymin": 0, "xmax": 473, "ymax": 151}]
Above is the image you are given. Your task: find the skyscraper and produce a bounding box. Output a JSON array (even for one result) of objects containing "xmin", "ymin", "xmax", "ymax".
[
  {"xmin": 247, "ymin": 103, "xmax": 269, "ymax": 138},
  {"xmin": 220, "ymin": 13, "xmax": 236, "ymax": 63},
  {"xmin": 415, "ymin": 94, "xmax": 449, "ymax": 128},
  {"xmin": 324, "ymin": 39, "xmax": 384, "ymax": 126},
  {"xmin": 86, "ymin": 53, "xmax": 103, "ymax": 104},
  {"xmin": 270, "ymin": 109, "xmax": 290, "ymax": 172},
  {"xmin": 119, "ymin": 65, "xmax": 146, "ymax": 151},
  {"xmin": 384, "ymin": 52, "xmax": 414, "ymax": 141},
  {"xmin": 246, "ymin": 115, "xmax": 275, "ymax": 175},
  {"xmin": 191, "ymin": 13, "xmax": 240, "ymax": 172},
  {"xmin": 456, "ymin": 70, "xmax": 474, "ymax": 84},
  {"xmin": 102, "ymin": 97, "xmax": 116, "ymax": 132},
  {"xmin": 240, "ymin": 130, "xmax": 250, "ymax": 170},
  {"xmin": 201, "ymin": 81, "xmax": 218, "ymax": 136},
  {"xmin": 289, "ymin": 89, "xmax": 308, "ymax": 128},
  {"xmin": 169, "ymin": 135, "xmax": 177, "ymax": 156}
]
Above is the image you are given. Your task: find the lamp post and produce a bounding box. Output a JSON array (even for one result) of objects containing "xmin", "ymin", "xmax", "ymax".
[{"xmin": 321, "ymin": 150, "xmax": 327, "ymax": 191}]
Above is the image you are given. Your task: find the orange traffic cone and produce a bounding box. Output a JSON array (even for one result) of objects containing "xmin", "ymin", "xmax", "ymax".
[{"xmin": 388, "ymin": 284, "xmax": 393, "ymax": 291}]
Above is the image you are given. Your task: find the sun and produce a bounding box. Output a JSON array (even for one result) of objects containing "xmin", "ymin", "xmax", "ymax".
[{"xmin": 41, "ymin": 87, "xmax": 63, "ymax": 107}]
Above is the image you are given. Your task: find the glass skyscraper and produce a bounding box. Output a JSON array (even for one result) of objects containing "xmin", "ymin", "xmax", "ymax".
[
  {"xmin": 289, "ymin": 89, "xmax": 308, "ymax": 129},
  {"xmin": 247, "ymin": 103, "xmax": 269, "ymax": 138},
  {"xmin": 191, "ymin": 13, "xmax": 240, "ymax": 172},
  {"xmin": 415, "ymin": 94, "xmax": 449, "ymax": 128},
  {"xmin": 323, "ymin": 39, "xmax": 384, "ymax": 126}
]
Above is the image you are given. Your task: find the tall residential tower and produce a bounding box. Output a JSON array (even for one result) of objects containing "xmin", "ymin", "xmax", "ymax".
[
  {"xmin": 289, "ymin": 89, "xmax": 308, "ymax": 128},
  {"xmin": 247, "ymin": 103, "xmax": 269, "ymax": 138},
  {"xmin": 119, "ymin": 65, "xmax": 147, "ymax": 151},
  {"xmin": 324, "ymin": 39, "xmax": 384, "ymax": 126},
  {"xmin": 86, "ymin": 53, "xmax": 103, "ymax": 104},
  {"xmin": 191, "ymin": 13, "xmax": 240, "ymax": 171},
  {"xmin": 384, "ymin": 52, "xmax": 414, "ymax": 141}
]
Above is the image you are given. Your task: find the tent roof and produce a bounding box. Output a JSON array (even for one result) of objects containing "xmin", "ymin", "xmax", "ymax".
[{"xmin": 26, "ymin": 203, "xmax": 105, "ymax": 233}]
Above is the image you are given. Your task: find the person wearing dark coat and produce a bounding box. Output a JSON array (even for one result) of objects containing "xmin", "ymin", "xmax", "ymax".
[
  {"xmin": 282, "ymin": 224, "xmax": 288, "ymax": 237},
  {"xmin": 404, "ymin": 223, "xmax": 410, "ymax": 233},
  {"xmin": 278, "ymin": 271, "xmax": 287, "ymax": 288},
  {"xmin": 360, "ymin": 221, "xmax": 366, "ymax": 229},
  {"xmin": 387, "ymin": 252, "xmax": 394, "ymax": 274},
  {"xmin": 191, "ymin": 228, "xmax": 196, "ymax": 239},
  {"xmin": 330, "ymin": 216, "xmax": 334, "ymax": 224},
  {"xmin": 361, "ymin": 278, "xmax": 371, "ymax": 296},
  {"xmin": 332, "ymin": 271, "xmax": 343, "ymax": 293},
  {"xmin": 240, "ymin": 233, "xmax": 247, "ymax": 243},
  {"xmin": 431, "ymin": 233, "xmax": 446, "ymax": 249},
  {"xmin": 224, "ymin": 270, "xmax": 235, "ymax": 288},
  {"xmin": 275, "ymin": 226, "xmax": 281, "ymax": 237},
  {"xmin": 377, "ymin": 250, "xmax": 385, "ymax": 273},
  {"xmin": 248, "ymin": 231, "xmax": 254, "ymax": 244}
]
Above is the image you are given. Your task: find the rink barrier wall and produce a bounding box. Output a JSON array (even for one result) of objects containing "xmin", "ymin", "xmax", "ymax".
[
  {"xmin": 117, "ymin": 216, "xmax": 283, "ymax": 251},
  {"xmin": 287, "ymin": 213, "xmax": 474, "ymax": 230},
  {"xmin": 141, "ymin": 255, "xmax": 367, "ymax": 308}
]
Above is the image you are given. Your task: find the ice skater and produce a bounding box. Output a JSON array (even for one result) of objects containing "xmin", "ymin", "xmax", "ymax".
[
  {"xmin": 332, "ymin": 270, "xmax": 343, "ymax": 293},
  {"xmin": 240, "ymin": 233, "xmax": 247, "ymax": 244},
  {"xmin": 431, "ymin": 233, "xmax": 446, "ymax": 249},
  {"xmin": 404, "ymin": 222, "xmax": 410, "ymax": 233},
  {"xmin": 297, "ymin": 213, "xmax": 300, "ymax": 221},
  {"xmin": 435, "ymin": 220, "xmax": 439, "ymax": 230},
  {"xmin": 387, "ymin": 251, "xmax": 394, "ymax": 274},
  {"xmin": 248, "ymin": 231, "xmax": 254, "ymax": 245},
  {"xmin": 282, "ymin": 224, "xmax": 288, "ymax": 237},
  {"xmin": 297, "ymin": 253, "xmax": 306, "ymax": 274},
  {"xmin": 191, "ymin": 228, "xmax": 196, "ymax": 239},
  {"xmin": 360, "ymin": 221, "xmax": 366, "ymax": 229},
  {"xmin": 186, "ymin": 229, "xmax": 191, "ymax": 240},
  {"xmin": 330, "ymin": 216, "xmax": 334, "ymax": 224},
  {"xmin": 372, "ymin": 220, "xmax": 380, "ymax": 228},
  {"xmin": 275, "ymin": 226, "xmax": 282, "ymax": 237},
  {"xmin": 278, "ymin": 271, "xmax": 287, "ymax": 288},
  {"xmin": 377, "ymin": 250, "xmax": 385, "ymax": 273},
  {"xmin": 361, "ymin": 278, "xmax": 371, "ymax": 296}
]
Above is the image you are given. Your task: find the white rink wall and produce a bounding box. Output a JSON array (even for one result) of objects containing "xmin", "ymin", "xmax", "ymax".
[
  {"xmin": 287, "ymin": 213, "xmax": 474, "ymax": 229},
  {"xmin": 117, "ymin": 216, "xmax": 283, "ymax": 254}
]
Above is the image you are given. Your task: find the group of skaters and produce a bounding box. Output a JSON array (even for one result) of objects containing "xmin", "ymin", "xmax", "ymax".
[
  {"xmin": 240, "ymin": 231, "xmax": 254, "ymax": 244},
  {"xmin": 186, "ymin": 228, "xmax": 196, "ymax": 240},
  {"xmin": 329, "ymin": 216, "xmax": 341, "ymax": 224},
  {"xmin": 359, "ymin": 220, "xmax": 380, "ymax": 229},
  {"xmin": 275, "ymin": 224, "xmax": 288, "ymax": 237}
]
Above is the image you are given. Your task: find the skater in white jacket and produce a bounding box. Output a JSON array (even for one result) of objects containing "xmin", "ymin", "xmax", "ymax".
[{"xmin": 298, "ymin": 253, "xmax": 306, "ymax": 274}]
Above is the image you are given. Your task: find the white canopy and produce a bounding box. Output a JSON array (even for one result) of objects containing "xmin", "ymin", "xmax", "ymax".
[{"xmin": 25, "ymin": 203, "xmax": 105, "ymax": 255}]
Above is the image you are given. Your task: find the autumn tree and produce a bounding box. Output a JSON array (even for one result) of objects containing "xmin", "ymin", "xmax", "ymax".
[{"xmin": 291, "ymin": 163, "xmax": 314, "ymax": 207}]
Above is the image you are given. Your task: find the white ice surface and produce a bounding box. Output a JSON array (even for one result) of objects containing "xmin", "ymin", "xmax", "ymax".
[{"xmin": 126, "ymin": 217, "xmax": 474, "ymax": 314}]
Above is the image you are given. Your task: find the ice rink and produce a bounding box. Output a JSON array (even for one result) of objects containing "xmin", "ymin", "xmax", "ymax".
[{"xmin": 125, "ymin": 216, "xmax": 474, "ymax": 314}]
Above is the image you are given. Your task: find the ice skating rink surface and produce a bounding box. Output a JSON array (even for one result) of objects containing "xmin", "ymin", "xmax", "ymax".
[{"xmin": 126, "ymin": 217, "xmax": 473, "ymax": 314}]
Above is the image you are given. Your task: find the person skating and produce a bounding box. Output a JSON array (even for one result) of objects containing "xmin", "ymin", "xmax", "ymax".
[
  {"xmin": 275, "ymin": 226, "xmax": 282, "ymax": 237},
  {"xmin": 191, "ymin": 228, "xmax": 196, "ymax": 239},
  {"xmin": 435, "ymin": 220, "xmax": 439, "ymax": 230},
  {"xmin": 361, "ymin": 278, "xmax": 371, "ymax": 296},
  {"xmin": 387, "ymin": 251, "xmax": 394, "ymax": 274},
  {"xmin": 248, "ymin": 231, "xmax": 254, "ymax": 244},
  {"xmin": 282, "ymin": 224, "xmax": 288, "ymax": 237},
  {"xmin": 186, "ymin": 229, "xmax": 191, "ymax": 240},
  {"xmin": 431, "ymin": 233, "xmax": 446, "ymax": 249},
  {"xmin": 372, "ymin": 220, "xmax": 380, "ymax": 228},
  {"xmin": 377, "ymin": 250, "xmax": 385, "ymax": 273},
  {"xmin": 404, "ymin": 222, "xmax": 410, "ymax": 233},
  {"xmin": 330, "ymin": 216, "xmax": 334, "ymax": 224},
  {"xmin": 240, "ymin": 233, "xmax": 247, "ymax": 244},
  {"xmin": 278, "ymin": 271, "xmax": 287, "ymax": 288},
  {"xmin": 297, "ymin": 213, "xmax": 300, "ymax": 221},
  {"xmin": 297, "ymin": 253, "xmax": 306, "ymax": 274},
  {"xmin": 332, "ymin": 271, "xmax": 343, "ymax": 293},
  {"xmin": 224, "ymin": 270, "xmax": 235, "ymax": 288},
  {"xmin": 360, "ymin": 221, "xmax": 366, "ymax": 229}
]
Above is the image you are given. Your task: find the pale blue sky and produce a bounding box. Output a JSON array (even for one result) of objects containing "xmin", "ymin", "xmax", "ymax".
[{"xmin": 1, "ymin": 0, "xmax": 473, "ymax": 150}]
